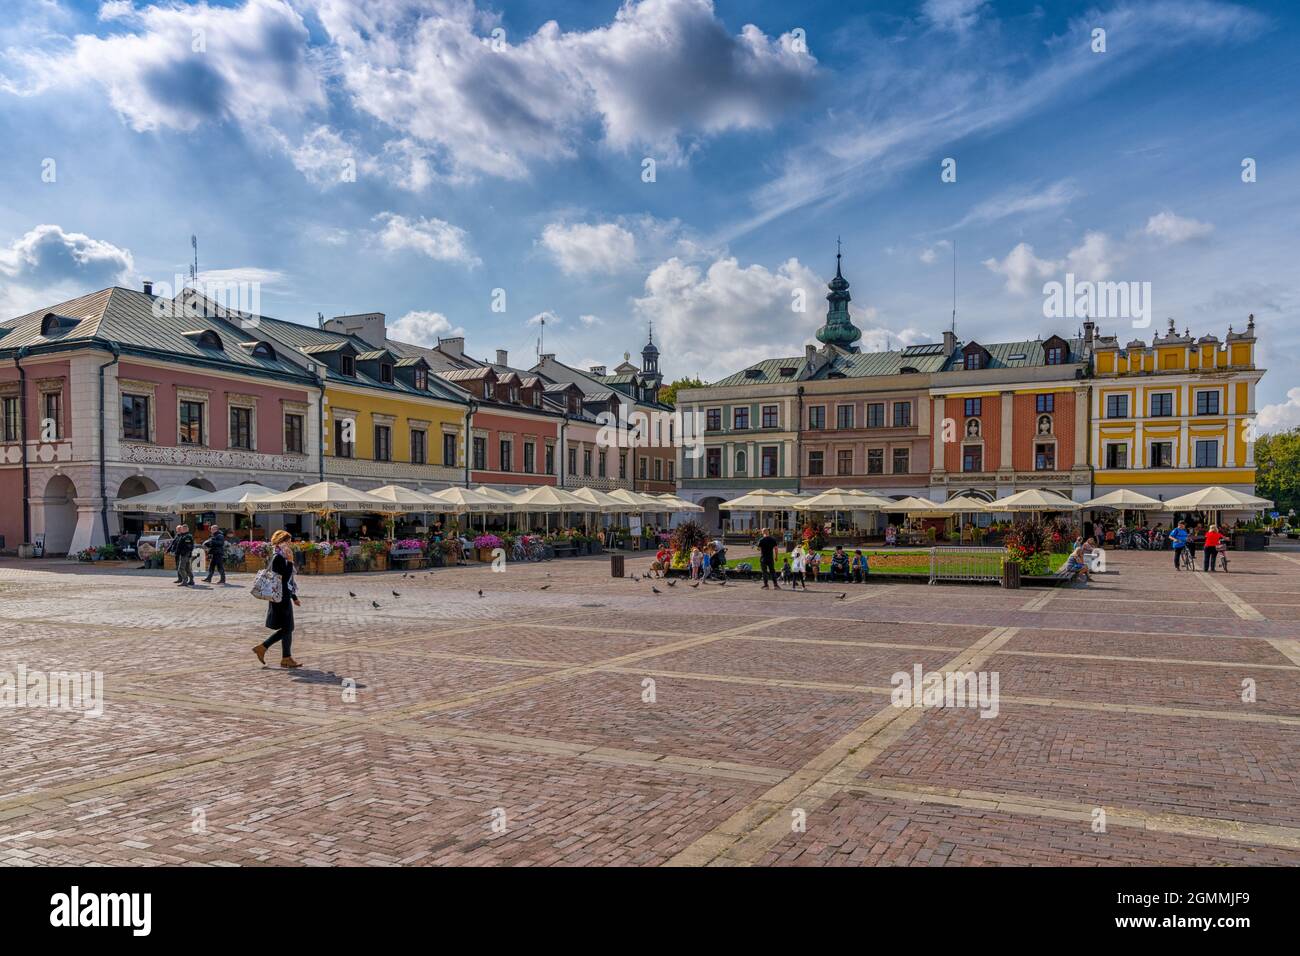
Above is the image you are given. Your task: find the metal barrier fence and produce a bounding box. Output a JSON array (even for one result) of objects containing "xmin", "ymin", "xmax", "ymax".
[{"xmin": 928, "ymin": 546, "xmax": 1005, "ymax": 584}]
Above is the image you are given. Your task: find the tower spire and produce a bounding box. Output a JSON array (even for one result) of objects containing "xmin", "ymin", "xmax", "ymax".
[{"xmin": 816, "ymin": 243, "xmax": 862, "ymax": 351}]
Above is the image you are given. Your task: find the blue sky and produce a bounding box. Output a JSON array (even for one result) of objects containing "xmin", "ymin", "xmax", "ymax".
[{"xmin": 1, "ymin": 0, "xmax": 1298, "ymax": 426}]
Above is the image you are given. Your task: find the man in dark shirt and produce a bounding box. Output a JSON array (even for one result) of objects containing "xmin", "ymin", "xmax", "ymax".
[
  {"xmin": 757, "ymin": 528, "xmax": 780, "ymax": 589},
  {"xmin": 203, "ymin": 524, "xmax": 227, "ymax": 585},
  {"xmin": 172, "ymin": 524, "xmax": 196, "ymax": 586}
]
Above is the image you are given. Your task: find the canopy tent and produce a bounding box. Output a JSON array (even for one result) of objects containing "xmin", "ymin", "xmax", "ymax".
[
  {"xmin": 178, "ymin": 482, "xmax": 279, "ymax": 513},
  {"xmin": 472, "ymin": 486, "xmax": 522, "ymax": 507},
  {"xmin": 509, "ymin": 484, "xmax": 600, "ymax": 535},
  {"xmin": 606, "ymin": 488, "xmax": 671, "ymax": 510},
  {"xmin": 112, "ymin": 484, "xmax": 209, "ymax": 513},
  {"xmin": 1163, "ymin": 486, "xmax": 1273, "ymax": 511},
  {"xmin": 1082, "ymin": 489, "xmax": 1165, "ymax": 510},
  {"xmin": 992, "ymin": 488, "xmax": 1081, "ymax": 512},
  {"xmin": 946, "ymin": 493, "xmax": 996, "ymax": 512},
  {"xmin": 793, "ymin": 488, "xmax": 892, "ymax": 511}
]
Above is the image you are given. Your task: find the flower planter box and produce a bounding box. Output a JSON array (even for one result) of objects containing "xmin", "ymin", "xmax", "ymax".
[
  {"xmin": 315, "ymin": 553, "xmax": 345, "ymax": 574},
  {"xmin": 369, "ymin": 554, "xmax": 389, "ymax": 572},
  {"xmin": 476, "ymin": 548, "xmax": 496, "ymax": 563},
  {"xmin": 239, "ymin": 554, "xmax": 266, "ymax": 573},
  {"xmin": 396, "ymin": 556, "xmax": 423, "ymax": 571},
  {"xmin": 163, "ymin": 553, "xmax": 176, "ymax": 570}
]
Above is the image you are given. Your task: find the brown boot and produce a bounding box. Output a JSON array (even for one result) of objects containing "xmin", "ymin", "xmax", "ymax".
[
  {"xmin": 252, "ymin": 644, "xmax": 266, "ymax": 664},
  {"xmin": 280, "ymin": 657, "xmax": 302, "ymax": 669}
]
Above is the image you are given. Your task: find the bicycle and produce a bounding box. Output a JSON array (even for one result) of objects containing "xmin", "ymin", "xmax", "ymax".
[{"xmin": 1177, "ymin": 546, "xmax": 1198, "ymax": 571}]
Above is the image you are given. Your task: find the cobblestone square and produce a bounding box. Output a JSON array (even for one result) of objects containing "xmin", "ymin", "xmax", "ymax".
[{"xmin": 2, "ymin": 549, "xmax": 1298, "ymax": 866}]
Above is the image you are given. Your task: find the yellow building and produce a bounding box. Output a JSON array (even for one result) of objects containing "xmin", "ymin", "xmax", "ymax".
[
  {"xmin": 1091, "ymin": 317, "xmax": 1262, "ymax": 503},
  {"xmin": 259, "ymin": 317, "xmax": 468, "ymax": 488}
]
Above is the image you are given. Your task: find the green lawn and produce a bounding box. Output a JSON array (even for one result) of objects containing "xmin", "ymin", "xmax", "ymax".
[{"xmin": 720, "ymin": 548, "xmax": 1070, "ymax": 577}]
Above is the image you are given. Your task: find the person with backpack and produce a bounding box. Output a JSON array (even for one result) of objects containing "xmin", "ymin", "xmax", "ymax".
[
  {"xmin": 172, "ymin": 524, "xmax": 195, "ymax": 586},
  {"xmin": 253, "ymin": 530, "xmax": 302, "ymax": 669},
  {"xmin": 202, "ymin": 524, "xmax": 227, "ymax": 585}
]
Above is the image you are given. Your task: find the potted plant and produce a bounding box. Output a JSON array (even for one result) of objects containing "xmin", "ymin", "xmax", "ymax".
[
  {"xmin": 472, "ymin": 534, "xmax": 501, "ymax": 563},
  {"xmin": 393, "ymin": 538, "xmax": 425, "ymax": 570},
  {"xmin": 361, "ymin": 539, "xmax": 389, "ymax": 571},
  {"xmin": 316, "ymin": 540, "xmax": 348, "ymax": 574}
]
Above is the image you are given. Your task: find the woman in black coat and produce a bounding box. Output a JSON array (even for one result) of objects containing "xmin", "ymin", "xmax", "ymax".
[{"xmin": 252, "ymin": 530, "xmax": 302, "ymax": 668}]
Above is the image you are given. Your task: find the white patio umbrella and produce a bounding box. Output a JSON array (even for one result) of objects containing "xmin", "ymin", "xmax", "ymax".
[
  {"xmin": 253, "ymin": 481, "xmax": 390, "ymax": 513},
  {"xmin": 368, "ymin": 484, "xmax": 454, "ymax": 512},
  {"xmin": 571, "ymin": 487, "xmax": 628, "ymax": 513},
  {"xmin": 992, "ymin": 488, "xmax": 1080, "ymax": 512},
  {"xmin": 113, "ymin": 484, "xmax": 209, "ymax": 512},
  {"xmin": 652, "ymin": 492, "xmax": 705, "ymax": 513},
  {"xmin": 180, "ymin": 482, "xmax": 278, "ymax": 512},
  {"xmin": 793, "ymin": 488, "xmax": 888, "ymax": 534},
  {"xmin": 1082, "ymin": 489, "xmax": 1165, "ymax": 510},
  {"xmin": 1163, "ymin": 486, "xmax": 1273, "ymax": 511},
  {"xmin": 430, "ymin": 485, "xmax": 513, "ymax": 535},
  {"xmin": 511, "ymin": 484, "xmax": 599, "ymax": 534},
  {"xmin": 879, "ymin": 496, "xmax": 944, "ymax": 513},
  {"xmin": 947, "ymin": 493, "xmax": 996, "ymax": 512}
]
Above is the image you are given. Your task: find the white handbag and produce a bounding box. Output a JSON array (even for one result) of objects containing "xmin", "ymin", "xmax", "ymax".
[{"xmin": 251, "ymin": 567, "xmax": 282, "ymax": 602}]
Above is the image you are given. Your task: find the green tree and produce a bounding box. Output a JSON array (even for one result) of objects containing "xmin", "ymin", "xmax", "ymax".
[
  {"xmin": 1255, "ymin": 428, "xmax": 1300, "ymax": 518},
  {"xmin": 658, "ymin": 376, "xmax": 705, "ymax": 406}
]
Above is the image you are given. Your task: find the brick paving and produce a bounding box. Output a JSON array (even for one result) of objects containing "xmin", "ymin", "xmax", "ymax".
[{"xmin": 0, "ymin": 547, "xmax": 1297, "ymax": 866}]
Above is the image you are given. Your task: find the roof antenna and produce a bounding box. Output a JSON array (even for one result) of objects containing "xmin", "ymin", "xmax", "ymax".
[
  {"xmin": 951, "ymin": 238, "xmax": 957, "ymax": 335},
  {"xmin": 317, "ymin": 311, "xmax": 325, "ymax": 330},
  {"xmin": 189, "ymin": 234, "xmax": 199, "ymax": 289},
  {"xmin": 536, "ymin": 313, "xmax": 545, "ymax": 358}
]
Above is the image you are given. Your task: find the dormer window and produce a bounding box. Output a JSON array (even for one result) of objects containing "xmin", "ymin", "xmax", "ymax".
[
  {"xmin": 340, "ymin": 355, "xmax": 355, "ymax": 377},
  {"xmin": 483, "ymin": 381, "xmax": 492, "ymax": 399},
  {"xmin": 964, "ymin": 352, "xmax": 983, "ymax": 370},
  {"xmin": 510, "ymin": 386, "xmax": 519, "ymax": 403},
  {"xmin": 40, "ymin": 312, "xmax": 79, "ymax": 336},
  {"xmin": 533, "ymin": 390, "xmax": 541, "ymax": 407},
  {"xmin": 241, "ymin": 340, "xmax": 277, "ymax": 359},
  {"xmin": 183, "ymin": 329, "xmax": 223, "ymax": 350},
  {"xmin": 380, "ymin": 363, "xmax": 393, "ymax": 384},
  {"xmin": 1045, "ymin": 346, "xmax": 1065, "ymax": 365},
  {"xmin": 414, "ymin": 368, "xmax": 428, "ymax": 390}
]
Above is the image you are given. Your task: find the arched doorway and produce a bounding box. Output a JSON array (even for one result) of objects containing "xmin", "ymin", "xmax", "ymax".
[
  {"xmin": 700, "ymin": 496, "xmax": 726, "ymax": 533},
  {"xmin": 41, "ymin": 475, "xmax": 78, "ymax": 556},
  {"xmin": 116, "ymin": 476, "xmax": 159, "ymax": 537}
]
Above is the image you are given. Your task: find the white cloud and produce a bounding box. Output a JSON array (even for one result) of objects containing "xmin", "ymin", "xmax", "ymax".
[
  {"xmin": 8, "ymin": 0, "xmax": 325, "ymax": 131},
  {"xmin": 922, "ymin": 0, "xmax": 987, "ymax": 33},
  {"xmin": 98, "ymin": 1, "xmax": 135, "ymax": 21},
  {"xmin": 1257, "ymin": 388, "xmax": 1300, "ymax": 433},
  {"xmin": 0, "ymin": 223, "xmax": 135, "ymax": 319},
  {"xmin": 920, "ymin": 240, "xmax": 951, "ymax": 265},
  {"xmin": 1144, "ymin": 211, "xmax": 1214, "ymax": 244},
  {"xmin": 0, "ymin": 223, "xmax": 134, "ymax": 286},
  {"xmin": 1065, "ymin": 231, "xmax": 1116, "ymax": 281},
  {"xmin": 196, "ymin": 267, "xmax": 284, "ymax": 287},
  {"xmin": 982, "ymin": 242, "xmax": 1060, "ymax": 295},
  {"xmin": 311, "ymin": 0, "xmax": 815, "ymax": 179},
  {"xmin": 388, "ymin": 310, "xmax": 463, "ymax": 347},
  {"xmin": 633, "ymin": 254, "xmax": 915, "ymax": 380},
  {"xmin": 539, "ymin": 222, "xmax": 637, "ymax": 276},
  {"xmin": 578, "ymin": 314, "xmax": 602, "ymax": 326},
  {"xmin": 372, "ymin": 213, "xmax": 479, "ymax": 266},
  {"xmin": 526, "ymin": 310, "xmax": 560, "ymax": 327},
  {"xmin": 949, "ymin": 180, "xmax": 1077, "ymax": 230}
]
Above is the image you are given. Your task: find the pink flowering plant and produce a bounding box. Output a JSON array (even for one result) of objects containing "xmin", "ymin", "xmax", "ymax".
[
  {"xmin": 472, "ymin": 533, "xmax": 502, "ymax": 549},
  {"xmin": 394, "ymin": 538, "xmax": 425, "ymax": 552}
]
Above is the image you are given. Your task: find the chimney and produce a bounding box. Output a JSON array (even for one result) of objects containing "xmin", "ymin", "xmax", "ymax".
[
  {"xmin": 495, "ymin": 349, "xmax": 508, "ymax": 367},
  {"xmin": 142, "ymin": 280, "xmax": 153, "ymax": 296},
  {"xmin": 1082, "ymin": 319, "xmax": 1096, "ymax": 351},
  {"xmin": 325, "ymin": 312, "xmax": 387, "ymax": 349},
  {"xmin": 589, "ymin": 365, "xmax": 606, "ymax": 376},
  {"xmin": 538, "ymin": 353, "xmax": 555, "ymax": 364},
  {"xmin": 942, "ymin": 329, "xmax": 957, "ymax": 355},
  {"xmin": 805, "ymin": 344, "xmax": 817, "ymax": 364},
  {"xmin": 438, "ymin": 336, "xmax": 464, "ymax": 358}
]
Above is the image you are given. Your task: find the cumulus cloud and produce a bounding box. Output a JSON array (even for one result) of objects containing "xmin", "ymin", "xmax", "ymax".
[
  {"xmin": 388, "ymin": 309, "xmax": 463, "ymax": 347},
  {"xmin": 633, "ymin": 255, "xmax": 916, "ymax": 380},
  {"xmin": 1144, "ymin": 211, "xmax": 1214, "ymax": 244},
  {"xmin": 539, "ymin": 222, "xmax": 637, "ymax": 276},
  {"xmin": 312, "ymin": 0, "xmax": 816, "ymax": 179},
  {"xmin": 1065, "ymin": 231, "xmax": 1116, "ymax": 282},
  {"xmin": 982, "ymin": 242, "xmax": 1060, "ymax": 295},
  {"xmin": 526, "ymin": 310, "xmax": 560, "ymax": 327},
  {"xmin": 9, "ymin": 0, "xmax": 324, "ymax": 131},
  {"xmin": 0, "ymin": 224, "xmax": 135, "ymax": 319},
  {"xmin": 0, "ymin": 223, "xmax": 134, "ymax": 286},
  {"xmin": 1257, "ymin": 388, "xmax": 1300, "ymax": 433},
  {"xmin": 372, "ymin": 213, "xmax": 479, "ymax": 266}
]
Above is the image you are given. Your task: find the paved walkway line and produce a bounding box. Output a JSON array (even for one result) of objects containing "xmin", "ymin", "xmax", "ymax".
[
  {"xmin": 1197, "ymin": 572, "xmax": 1266, "ymax": 621},
  {"xmin": 1020, "ymin": 588, "xmax": 1059, "ymax": 612},
  {"xmin": 1265, "ymin": 639, "xmax": 1300, "ymax": 668},
  {"xmin": 818, "ymin": 779, "xmax": 1300, "ymax": 852},
  {"xmin": 664, "ymin": 626, "xmax": 1019, "ymax": 867},
  {"xmin": 1272, "ymin": 552, "xmax": 1300, "ymax": 569}
]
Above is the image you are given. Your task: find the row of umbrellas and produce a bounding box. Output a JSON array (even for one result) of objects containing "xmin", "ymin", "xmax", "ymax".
[
  {"xmin": 115, "ymin": 481, "xmax": 704, "ymax": 517},
  {"xmin": 720, "ymin": 485, "xmax": 1274, "ymax": 515}
]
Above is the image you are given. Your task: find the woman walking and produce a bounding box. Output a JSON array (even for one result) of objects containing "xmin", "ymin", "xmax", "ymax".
[{"xmin": 253, "ymin": 530, "xmax": 302, "ymax": 668}]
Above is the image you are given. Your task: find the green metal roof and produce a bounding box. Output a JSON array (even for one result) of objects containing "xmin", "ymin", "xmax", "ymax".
[
  {"xmin": 0, "ymin": 287, "xmax": 314, "ymax": 382},
  {"xmin": 942, "ymin": 337, "xmax": 1083, "ymax": 371}
]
